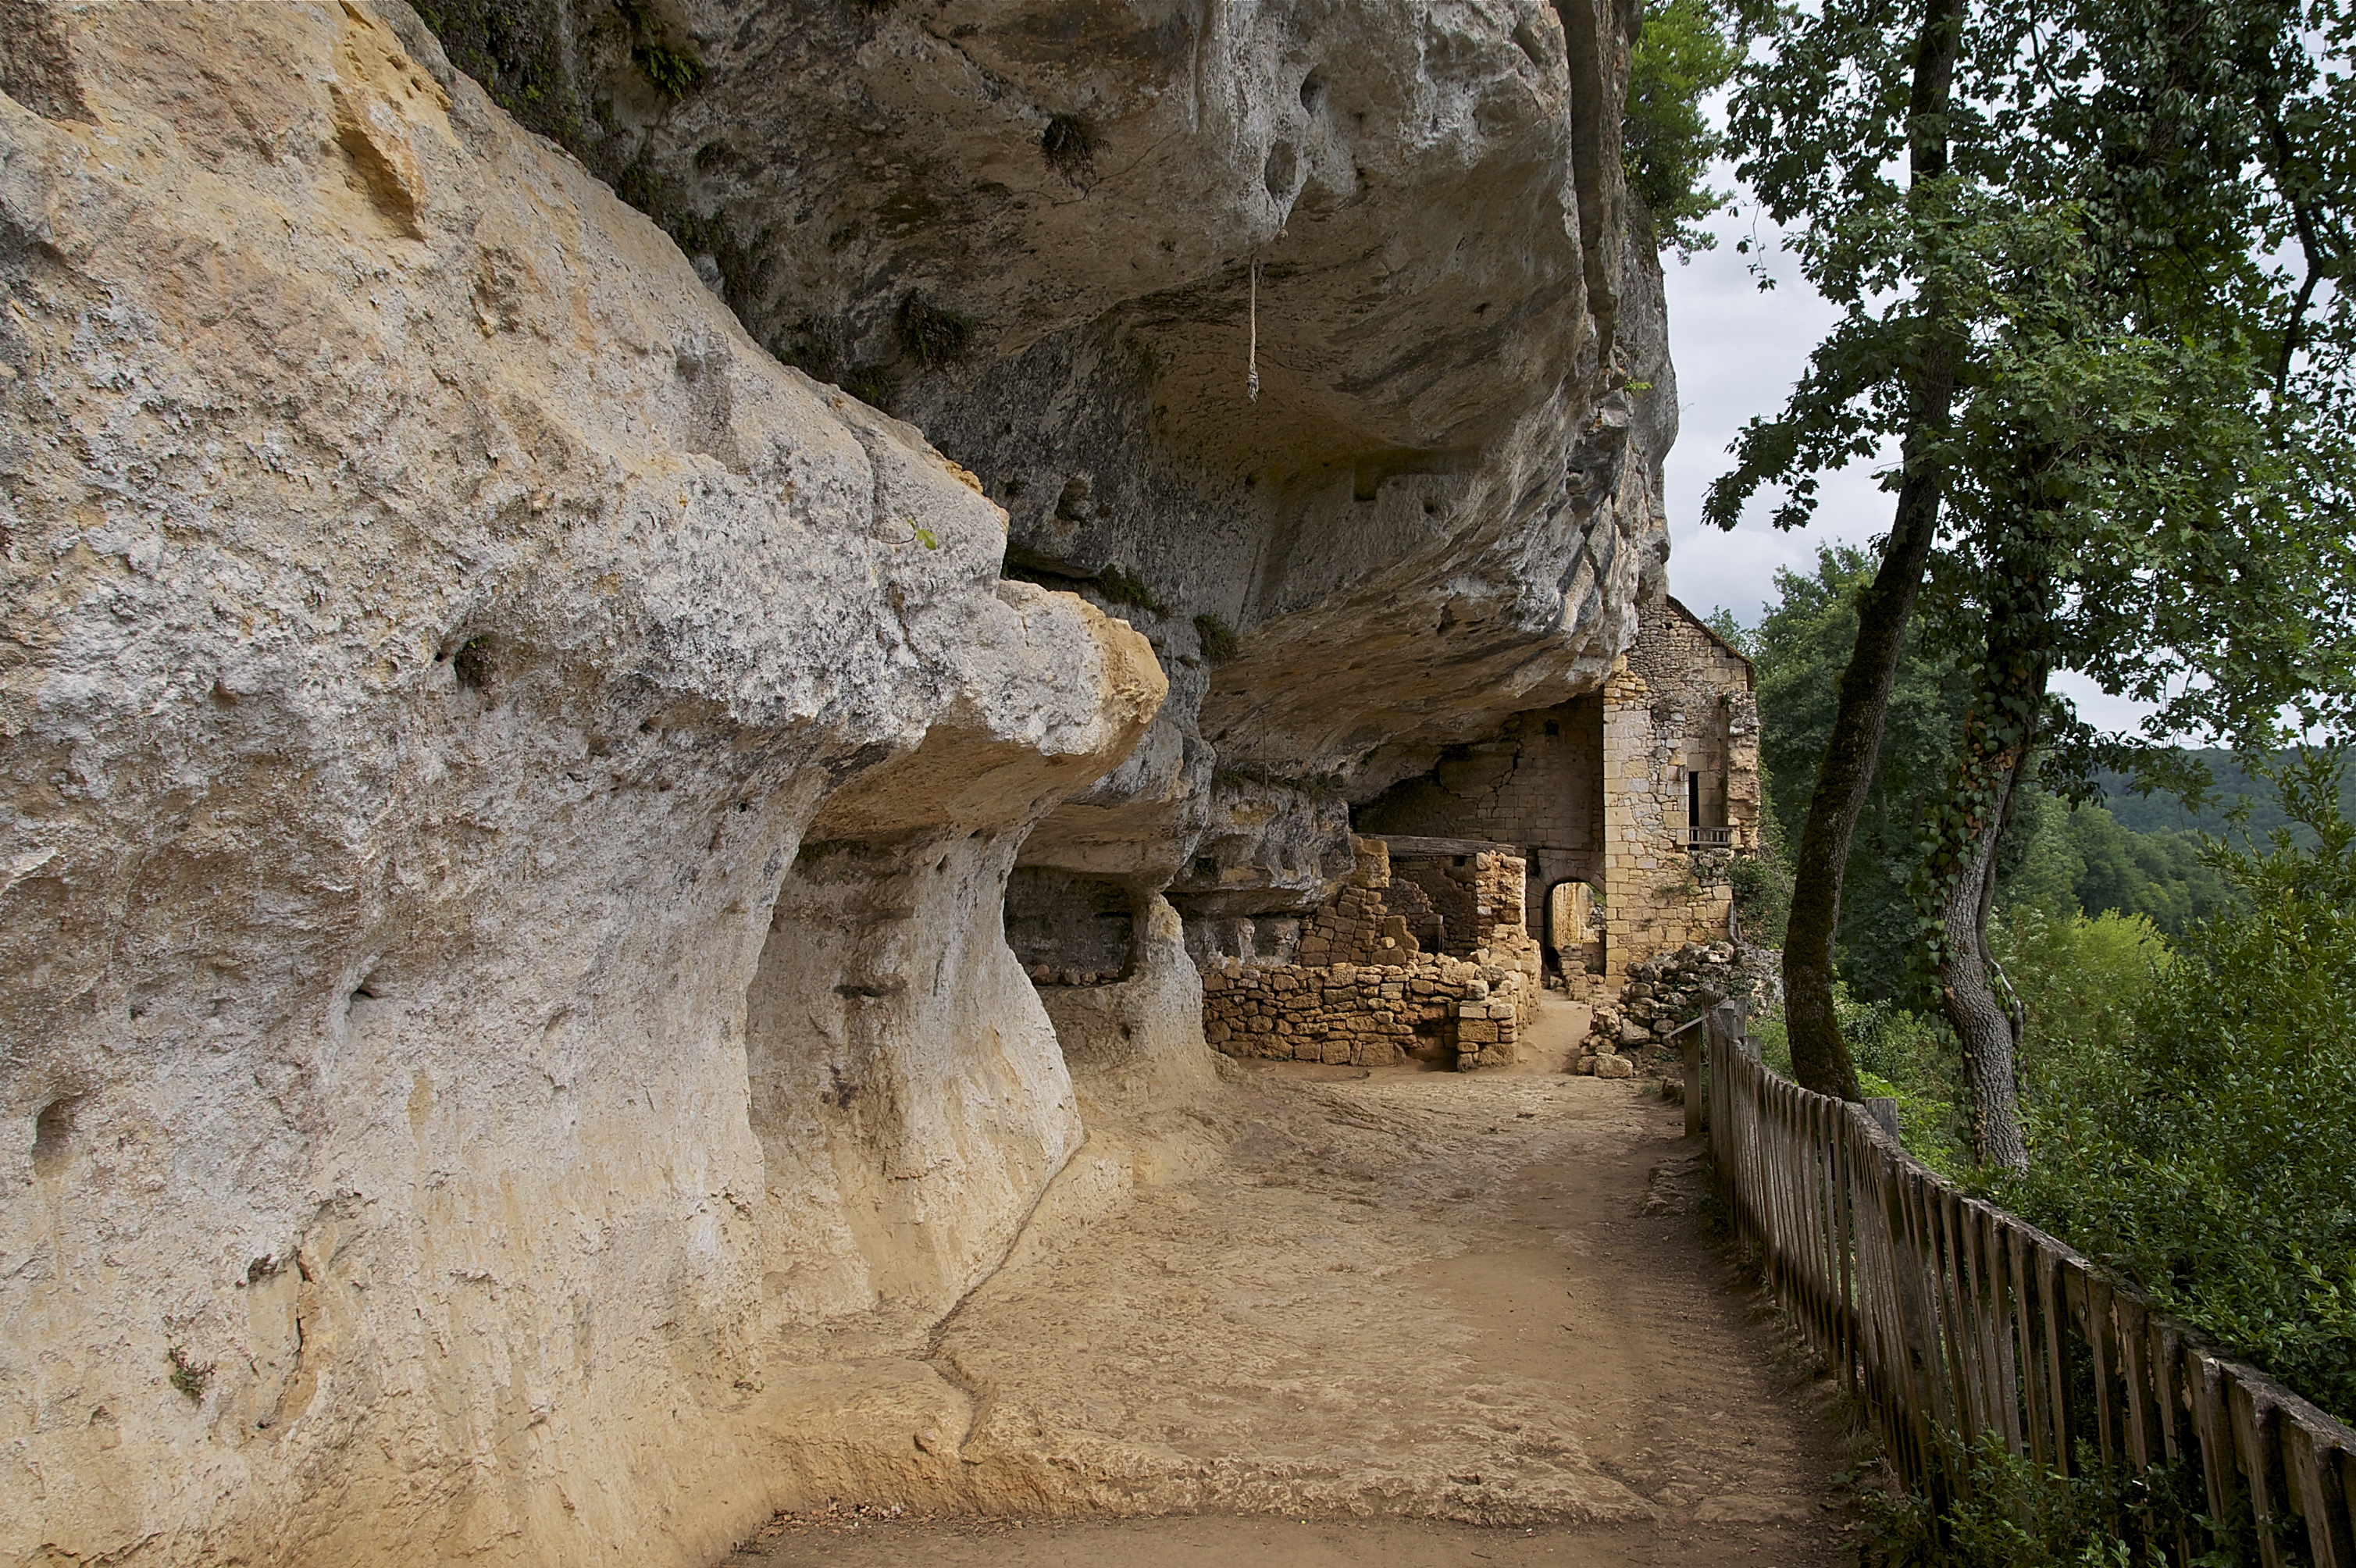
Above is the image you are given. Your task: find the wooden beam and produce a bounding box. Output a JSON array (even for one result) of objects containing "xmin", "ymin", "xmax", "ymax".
[{"xmin": 1362, "ymin": 833, "xmax": 1523, "ymax": 858}]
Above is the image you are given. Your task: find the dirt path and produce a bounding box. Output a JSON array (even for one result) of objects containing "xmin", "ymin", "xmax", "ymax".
[{"xmin": 724, "ymin": 997, "xmax": 1849, "ymax": 1566}]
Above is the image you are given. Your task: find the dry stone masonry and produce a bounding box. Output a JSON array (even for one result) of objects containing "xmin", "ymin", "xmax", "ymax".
[
  {"xmin": 1577, "ymin": 941, "xmax": 1784, "ymax": 1076},
  {"xmin": 1199, "ymin": 839, "xmax": 1541, "ymax": 1071},
  {"xmin": 1360, "ymin": 598, "xmax": 1762, "ymax": 984},
  {"xmin": 1598, "ymin": 600, "xmax": 1764, "ymax": 975}
]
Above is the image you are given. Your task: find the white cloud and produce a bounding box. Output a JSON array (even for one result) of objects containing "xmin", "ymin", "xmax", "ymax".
[{"xmin": 1658, "ymin": 216, "xmax": 1882, "ymax": 625}]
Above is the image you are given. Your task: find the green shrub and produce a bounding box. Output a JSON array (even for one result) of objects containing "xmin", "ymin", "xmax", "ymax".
[
  {"xmin": 1990, "ymin": 904, "xmax": 2167, "ymax": 1119},
  {"xmin": 1854, "ymin": 1433, "xmax": 2205, "ymax": 1568},
  {"xmin": 1095, "ymin": 565, "xmax": 1167, "ymax": 615},
  {"xmin": 1728, "ymin": 828, "xmax": 1793, "ymax": 946},
  {"xmin": 2000, "ymin": 750, "xmax": 2356, "ymax": 1424},
  {"xmin": 1754, "ymin": 982, "xmax": 1971, "ymax": 1173},
  {"xmin": 1194, "ymin": 612, "xmax": 1239, "ymax": 664},
  {"xmin": 1842, "ymin": 990, "xmax": 1970, "ymax": 1176},
  {"xmin": 1622, "ymin": 0, "xmax": 1738, "ymax": 257},
  {"xmin": 633, "ymin": 40, "xmax": 702, "ymax": 101}
]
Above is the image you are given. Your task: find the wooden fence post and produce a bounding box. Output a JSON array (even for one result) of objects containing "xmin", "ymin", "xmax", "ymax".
[
  {"xmin": 1682, "ymin": 1026, "xmax": 1703, "ymax": 1139},
  {"xmin": 1685, "ymin": 1031, "xmax": 2356, "ymax": 1563}
]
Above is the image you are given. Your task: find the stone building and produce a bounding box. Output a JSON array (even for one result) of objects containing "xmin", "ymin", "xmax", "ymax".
[
  {"xmin": 1353, "ymin": 594, "xmax": 1759, "ymax": 983},
  {"xmin": 1192, "ymin": 838, "xmax": 1542, "ymax": 1070},
  {"xmin": 1017, "ymin": 593, "xmax": 1766, "ymax": 1078}
]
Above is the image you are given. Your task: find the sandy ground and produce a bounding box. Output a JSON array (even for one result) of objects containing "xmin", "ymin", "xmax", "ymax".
[{"xmin": 723, "ymin": 996, "xmax": 1852, "ymax": 1566}]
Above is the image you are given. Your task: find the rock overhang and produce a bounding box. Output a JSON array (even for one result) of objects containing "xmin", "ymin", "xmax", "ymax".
[{"xmin": 0, "ymin": 0, "xmax": 1679, "ymax": 1558}]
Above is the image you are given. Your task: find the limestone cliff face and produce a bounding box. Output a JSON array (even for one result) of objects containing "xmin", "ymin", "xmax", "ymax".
[
  {"xmin": 413, "ymin": 0, "xmax": 1675, "ymax": 894},
  {"xmin": 0, "ymin": 1, "xmax": 1670, "ymax": 1563},
  {"xmin": 0, "ymin": 6, "xmax": 1157, "ymax": 1563}
]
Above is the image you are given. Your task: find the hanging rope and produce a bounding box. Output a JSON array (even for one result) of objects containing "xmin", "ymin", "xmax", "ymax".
[{"xmin": 1246, "ymin": 256, "xmax": 1260, "ymax": 404}]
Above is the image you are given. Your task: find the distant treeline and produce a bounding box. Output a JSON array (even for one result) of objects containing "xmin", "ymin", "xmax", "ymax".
[
  {"xmin": 2093, "ymin": 748, "xmax": 2356, "ymax": 842},
  {"xmin": 1713, "ymin": 551, "xmax": 2297, "ymax": 996}
]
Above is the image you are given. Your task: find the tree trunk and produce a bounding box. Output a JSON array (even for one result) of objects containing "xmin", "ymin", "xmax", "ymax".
[
  {"xmin": 1780, "ymin": 0, "xmax": 1966, "ymax": 1101},
  {"xmin": 1927, "ymin": 489, "xmax": 2055, "ymax": 1170},
  {"xmin": 1936, "ymin": 741, "xmax": 2030, "ymax": 1171},
  {"xmin": 1782, "ymin": 481, "xmax": 1942, "ymax": 1099}
]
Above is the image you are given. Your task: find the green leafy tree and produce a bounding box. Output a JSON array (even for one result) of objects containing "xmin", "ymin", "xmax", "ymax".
[
  {"xmin": 1745, "ymin": 549, "xmax": 1971, "ymax": 995},
  {"xmin": 1709, "ymin": 0, "xmax": 2356, "ymax": 1144},
  {"xmin": 2001, "ymin": 750, "xmax": 2356, "ymax": 1423},
  {"xmin": 1623, "ymin": 0, "xmax": 1740, "ymax": 259},
  {"xmin": 1733, "ymin": 554, "xmax": 2212, "ymax": 980},
  {"xmin": 1704, "ymin": 0, "xmax": 1975, "ymax": 1103}
]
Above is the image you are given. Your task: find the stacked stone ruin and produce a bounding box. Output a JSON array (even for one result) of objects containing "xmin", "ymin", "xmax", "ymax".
[
  {"xmin": 1576, "ymin": 939, "xmax": 1783, "ymax": 1075},
  {"xmin": 1199, "ymin": 839, "xmax": 1541, "ymax": 1070}
]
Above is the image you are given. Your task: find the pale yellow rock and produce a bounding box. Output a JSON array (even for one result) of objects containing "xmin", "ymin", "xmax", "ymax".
[{"xmin": 0, "ymin": 5, "xmax": 1164, "ymax": 1564}]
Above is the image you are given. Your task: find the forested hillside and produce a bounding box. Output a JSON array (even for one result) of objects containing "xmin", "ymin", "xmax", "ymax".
[
  {"xmin": 1712, "ymin": 550, "xmax": 2356, "ymax": 1443},
  {"xmin": 2094, "ymin": 749, "xmax": 2356, "ymax": 840},
  {"xmin": 1709, "ymin": 552, "xmax": 2235, "ymax": 1000}
]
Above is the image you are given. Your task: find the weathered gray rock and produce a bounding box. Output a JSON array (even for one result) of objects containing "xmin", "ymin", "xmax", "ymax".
[
  {"xmin": 406, "ymin": 0, "xmax": 1672, "ymax": 908},
  {"xmin": 1, "ymin": 0, "xmax": 1673, "ymax": 1558}
]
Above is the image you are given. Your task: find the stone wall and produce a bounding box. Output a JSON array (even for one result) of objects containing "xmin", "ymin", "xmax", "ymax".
[
  {"xmin": 1575, "ymin": 939, "xmax": 1780, "ymax": 1076},
  {"xmin": 1597, "ymin": 598, "xmax": 1761, "ymax": 975},
  {"xmin": 1296, "ymin": 838, "xmax": 1424, "ymax": 967},
  {"xmin": 1353, "ymin": 594, "xmax": 1759, "ymax": 982},
  {"xmin": 1355, "ymin": 701, "xmax": 1606, "ymax": 950},
  {"xmin": 1197, "ymin": 839, "xmax": 1538, "ymax": 1070},
  {"xmin": 1202, "ymin": 955, "xmax": 1527, "ymax": 1070}
]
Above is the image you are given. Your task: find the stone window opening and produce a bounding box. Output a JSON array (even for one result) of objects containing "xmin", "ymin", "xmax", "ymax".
[{"xmin": 1684, "ymin": 766, "xmax": 1731, "ymax": 848}]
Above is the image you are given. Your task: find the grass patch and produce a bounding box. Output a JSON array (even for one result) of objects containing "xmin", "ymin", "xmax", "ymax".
[{"xmin": 633, "ymin": 40, "xmax": 702, "ymax": 100}]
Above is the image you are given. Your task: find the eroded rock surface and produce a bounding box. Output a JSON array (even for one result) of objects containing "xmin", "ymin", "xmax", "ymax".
[
  {"xmin": 1, "ymin": 6, "xmax": 1157, "ymax": 1563},
  {"xmin": 0, "ymin": 0, "xmax": 1678, "ymax": 1562},
  {"xmin": 412, "ymin": 0, "xmax": 1675, "ymax": 902}
]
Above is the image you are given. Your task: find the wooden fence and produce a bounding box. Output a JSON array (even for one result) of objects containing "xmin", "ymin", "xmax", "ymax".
[{"xmin": 1684, "ymin": 1003, "xmax": 2356, "ymax": 1566}]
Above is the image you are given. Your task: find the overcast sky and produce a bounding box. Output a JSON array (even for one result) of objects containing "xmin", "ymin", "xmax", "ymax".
[{"xmin": 1654, "ymin": 209, "xmax": 2154, "ymax": 736}]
